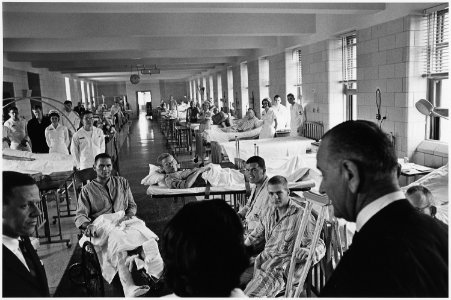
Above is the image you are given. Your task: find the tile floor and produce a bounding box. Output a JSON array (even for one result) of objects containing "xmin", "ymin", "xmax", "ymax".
[{"xmin": 34, "ymin": 112, "xmax": 203, "ymax": 296}]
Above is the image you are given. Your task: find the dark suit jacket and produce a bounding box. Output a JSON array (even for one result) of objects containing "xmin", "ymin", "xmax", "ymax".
[
  {"xmin": 2, "ymin": 236, "xmax": 50, "ymax": 297},
  {"xmin": 321, "ymin": 200, "xmax": 448, "ymax": 297}
]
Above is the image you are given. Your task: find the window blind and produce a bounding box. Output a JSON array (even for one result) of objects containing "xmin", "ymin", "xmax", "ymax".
[
  {"xmin": 424, "ymin": 7, "xmax": 449, "ymax": 77},
  {"xmin": 342, "ymin": 33, "xmax": 357, "ymax": 82},
  {"xmin": 296, "ymin": 50, "xmax": 302, "ymax": 86}
]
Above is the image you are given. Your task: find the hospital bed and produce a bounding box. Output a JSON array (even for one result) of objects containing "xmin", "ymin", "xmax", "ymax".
[
  {"xmin": 2, "ymin": 148, "xmax": 75, "ymax": 247},
  {"xmin": 211, "ymin": 136, "xmax": 316, "ymax": 164},
  {"xmin": 401, "ymin": 164, "xmax": 448, "ymax": 224}
]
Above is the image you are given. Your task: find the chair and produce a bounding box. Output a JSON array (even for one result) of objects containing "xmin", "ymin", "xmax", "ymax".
[{"xmin": 72, "ymin": 168, "xmax": 97, "ymax": 203}]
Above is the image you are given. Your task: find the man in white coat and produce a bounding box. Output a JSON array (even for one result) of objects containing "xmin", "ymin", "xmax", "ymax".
[
  {"xmin": 287, "ymin": 93, "xmax": 305, "ymax": 137},
  {"xmin": 71, "ymin": 111, "xmax": 105, "ymax": 170},
  {"xmin": 60, "ymin": 100, "xmax": 81, "ymax": 137},
  {"xmin": 272, "ymin": 95, "xmax": 289, "ymax": 131}
]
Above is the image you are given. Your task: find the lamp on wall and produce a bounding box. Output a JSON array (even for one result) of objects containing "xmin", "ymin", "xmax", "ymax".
[
  {"xmin": 415, "ymin": 99, "xmax": 449, "ymax": 120},
  {"xmin": 415, "ymin": 98, "xmax": 449, "ymax": 139}
]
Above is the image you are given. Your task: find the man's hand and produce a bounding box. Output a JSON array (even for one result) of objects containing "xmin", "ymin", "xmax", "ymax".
[
  {"xmin": 20, "ymin": 139, "xmax": 28, "ymax": 147},
  {"xmin": 294, "ymin": 247, "xmax": 309, "ymax": 263},
  {"xmin": 198, "ymin": 165, "xmax": 211, "ymax": 173},
  {"xmin": 83, "ymin": 223, "xmax": 97, "ymax": 237}
]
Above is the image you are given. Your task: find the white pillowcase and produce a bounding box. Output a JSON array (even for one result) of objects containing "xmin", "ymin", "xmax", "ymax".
[{"xmin": 141, "ymin": 164, "xmax": 166, "ymax": 186}]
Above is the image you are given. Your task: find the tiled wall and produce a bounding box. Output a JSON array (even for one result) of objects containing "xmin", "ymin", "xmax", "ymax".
[
  {"xmin": 3, "ymin": 60, "xmax": 96, "ymax": 120},
  {"xmin": 356, "ymin": 16, "xmax": 427, "ymax": 158},
  {"xmin": 268, "ymin": 52, "xmax": 287, "ymax": 106},
  {"xmin": 413, "ymin": 140, "xmax": 448, "ymax": 168}
]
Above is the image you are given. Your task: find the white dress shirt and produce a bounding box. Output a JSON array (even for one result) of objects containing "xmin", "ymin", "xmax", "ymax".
[
  {"xmin": 3, "ymin": 235, "xmax": 30, "ymax": 271},
  {"xmin": 355, "ymin": 190, "xmax": 405, "ymax": 232}
]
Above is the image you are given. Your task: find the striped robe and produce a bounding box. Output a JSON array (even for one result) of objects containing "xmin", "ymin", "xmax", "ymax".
[{"xmin": 244, "ymin": 199, "xmax": 325, "ymax": 297}]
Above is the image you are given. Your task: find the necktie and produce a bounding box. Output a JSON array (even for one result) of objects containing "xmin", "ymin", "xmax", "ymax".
[{"xmin": 19, "ymin": 239, "xmax": 37, "ymax": 277}]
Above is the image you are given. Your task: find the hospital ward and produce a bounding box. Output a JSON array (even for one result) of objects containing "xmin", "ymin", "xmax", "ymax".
[{"xmin": 2, "ymin": 1, "xmax": 449, "ymax": 298}]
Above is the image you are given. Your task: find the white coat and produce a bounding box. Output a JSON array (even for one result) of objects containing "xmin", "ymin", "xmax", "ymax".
[
  {"xmin": 71, "ymin": 126, "xmax": 105, "ymax": 170},
  {"xmin": 3, "ymin": 118, "xmax": 31, "ymax": 151},
  {"xmin": 290, "ymin": 102, "xmax": 305, "ymax": 137},
  {"xmin": 45, "ymin": 123, "xmax": 70, "ymax": 155}
]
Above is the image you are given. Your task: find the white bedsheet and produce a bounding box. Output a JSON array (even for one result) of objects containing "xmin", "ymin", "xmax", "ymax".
[
  {"xmin": 146, "ymin": 180, "xmax": 315, "ymax": 196},
  {"xmin": 203, "ymin": 126, "xmax": 262, "ymax": 143},
  {"xmin": 221, "ymin": 136, "xmax": 314, "ymax": 163},
  {"xmin": 2, "ymin": 148, "xmax": 74, "ymax": 175}
]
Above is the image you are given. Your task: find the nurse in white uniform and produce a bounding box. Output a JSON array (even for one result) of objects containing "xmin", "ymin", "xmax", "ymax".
[
  {"xmin": 45, "ymin": 111, "xmax": 70, "ymax": 155},
  {"xmin": 259, "ymin": 98, "xmax": 277, "ymax": 139},
  {"xmin": 71, "ymin": 111, "xmax": 106, "ymax": 170}
]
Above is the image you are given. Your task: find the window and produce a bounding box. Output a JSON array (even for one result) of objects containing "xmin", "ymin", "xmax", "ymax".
[
  {"xmin": 217, "ymin": 74, "xmax": 223, "ymax": 109},
  {"xmin": 424, "ymin": 6, "xmax": 449, "ymax": 141},
  {"xmin": 209, "ymin": 75, "xmax": 214, "ymax": 103},
  {"xmin": 91, "ymin": 83, "xmax": 95, "ymax": 107},
  {"xmin": 87, "ymin": 82, "xmax": 91, "ymax": 109},
  {"xmin": 64, "ymin": 77, "xmax": 71, "ymax": 101},
  {"xmin": 227, "ymin": 67, "xmax": 234, "ymax": 109},
  {"xmin": 202, "ymin": 77, "xmax": 207, "ymax": 102},
  {"xmin": 80, "ymin": 80, "xmax": 86, "ymax": 107},
  {"xmin": 295, "ymin": 50, "xmax": 302, "ymax": 100},
  {"xmin": 342, "ymin": 32, "xmax": 357, "ymax": 120},
  {"xmin": 240, "ymin": 62, "xmax": 249, "ymax": 114},
  {"xmin": 197, "ymin": 78, "xmax": 202, "ymax": 101},
  {"xmin": 259, "ymin": 57, "xmax": 270, "ymax": 100},
  {"xmin": 423, "ymin": 5, "xmax": 449, "ymax": 141}
]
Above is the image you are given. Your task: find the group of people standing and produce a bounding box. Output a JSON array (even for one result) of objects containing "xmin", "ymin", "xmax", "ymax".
[
  {"xmin": 3, "ymin": 100, "xmax": 108, "ymax": 171},
  {"xmin": 3, "ymin": 101, "xmax": 80, "ymax": 154}
]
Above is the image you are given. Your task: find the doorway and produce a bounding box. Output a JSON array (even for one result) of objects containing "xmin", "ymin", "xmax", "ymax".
[
  {"xmin": 137, "ymin": 91, "xmax": 152, "ymax": 113},
  {"xmin": 3, "ymin": 81, "xmax": 15, "ymax": 122},
  {"xmin": 27, "ymin": 72, "xmax": 42, "ymax": 110}
]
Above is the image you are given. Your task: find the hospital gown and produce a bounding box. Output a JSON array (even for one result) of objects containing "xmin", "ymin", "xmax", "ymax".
[{"xmin": 244, "ymin": 199, "xmax": 325, "ymax": 297}]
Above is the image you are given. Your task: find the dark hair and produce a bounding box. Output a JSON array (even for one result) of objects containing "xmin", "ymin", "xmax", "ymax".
[
  {"xmin": 268, "ymin": 175, "xmax": 288, "ymax": 189},
  {"xmin": 262, "ymin": 98, "xmax": 272, "ymax": 107},
  {"xmin": 64, "ymin": 100, "xmax": 72, "ymax": 105},
  {"xmin": 94, "ymin": 153, "xmax": 112, "ymax": 164},
  {"xmin": 322, "ymin": 120, "xmax": 398, "ymax": 180},
  {"xmin": 82, "ymin": 110, "xmax": 93, "ymax": 117},
  {"xmin": 157, "ymin": 152, "xmax": 173, "ymax": 166},
  {"xmin": 273, "ymin": 95, "xmax": 281, "ymax": 100},
  {"xmin": 3, "ymin": 171, "xmax": 36, "ymax": 205},
  {"xmin": 32, "ymin": 105, "xmax": 42, "ymax": 111},
  {"xmin": 406, "ymin": 185, "xmax": 434, "ymax": 204},
  {"xmin": 287, "ymin": 93, "xmax": 295, "ymax": 98},
  {"xmin": 246, "ymin": 156, "xmax": 266, "ymax": 170},
  {"xmin": 161, "ymin": 200, "xmax": 249, "ymax": 297},
  {"xmin": 8, "ymin": 106, "xmax": 18, "ymax": 113}
]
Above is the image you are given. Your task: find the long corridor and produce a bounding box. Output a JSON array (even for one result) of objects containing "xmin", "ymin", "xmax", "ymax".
[{"xmin": 118, "ymin": 112, "xmax": 194, "ymax": 237}]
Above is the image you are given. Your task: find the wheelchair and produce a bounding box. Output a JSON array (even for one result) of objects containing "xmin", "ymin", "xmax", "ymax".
[{"xmin": 68, "ymin": 235, "xmax": 165, "ymax": 297}]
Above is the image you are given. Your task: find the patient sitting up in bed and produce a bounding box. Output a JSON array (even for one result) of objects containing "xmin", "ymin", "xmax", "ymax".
[
  {"xmin": 75, "ymin": 153, "xmax": 163, "ymax": 297},
  {"xmin": 224, "ymin": 108, "xmax": 262, "ymax": 133},
  {"xmin": 157, "ymin": 153, "xmax": 211, "ymax": 188}
]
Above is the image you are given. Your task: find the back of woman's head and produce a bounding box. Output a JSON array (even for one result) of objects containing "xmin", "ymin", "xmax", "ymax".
[{"xmin": 161, "ymin": 199, "xmax": 249, "ymax": 297}]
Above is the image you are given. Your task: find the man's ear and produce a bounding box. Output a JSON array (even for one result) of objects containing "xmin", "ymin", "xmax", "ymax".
[{"xmin": 341, "ymin": 160, "xmax": 360, "ymax": 193}]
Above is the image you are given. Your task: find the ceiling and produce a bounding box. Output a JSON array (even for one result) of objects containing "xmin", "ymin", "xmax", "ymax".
[{"xmin": 2, "ymin": 2, "xmax": 438, "ymax": 83}]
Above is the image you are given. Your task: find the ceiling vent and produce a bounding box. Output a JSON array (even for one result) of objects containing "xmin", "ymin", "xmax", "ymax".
[{"xmin": 130, "ymin": 74, "xmax": 140, "ymax": 84}]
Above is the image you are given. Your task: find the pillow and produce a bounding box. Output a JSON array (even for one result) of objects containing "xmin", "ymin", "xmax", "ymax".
[{"xmin": 141, "ymin": 164, "xmax": 166, "ymax": 186}]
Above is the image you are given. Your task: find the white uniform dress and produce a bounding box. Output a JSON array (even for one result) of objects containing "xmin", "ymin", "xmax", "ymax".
[
  {"xmin": 3, "ymin": 118, "xmax": 31, "ymax": 151},
  {"xmin": 290, "ymin": 102, "xmax": 305, "ymax": 137},
  {"xmin": 259, "ymin": 108, "xmax": 276, "ymax": 139},
  {"xmin": 45, "ymin": 123, "xmax": 70, "ymax": 155},
  {"xmin": 71, "ymin": 127, "xmax": 105, "ymax": 170}
]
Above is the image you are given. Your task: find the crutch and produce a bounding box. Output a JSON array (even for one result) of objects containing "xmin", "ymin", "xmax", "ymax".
[{"xmin": 285, "ymin": 191, "xmax": 329, "ymax": 297}]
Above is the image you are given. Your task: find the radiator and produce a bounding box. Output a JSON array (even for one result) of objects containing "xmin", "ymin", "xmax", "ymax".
[{"xmin": 302, "ymin": 121, "xmax": 324, "ymax": 141}]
